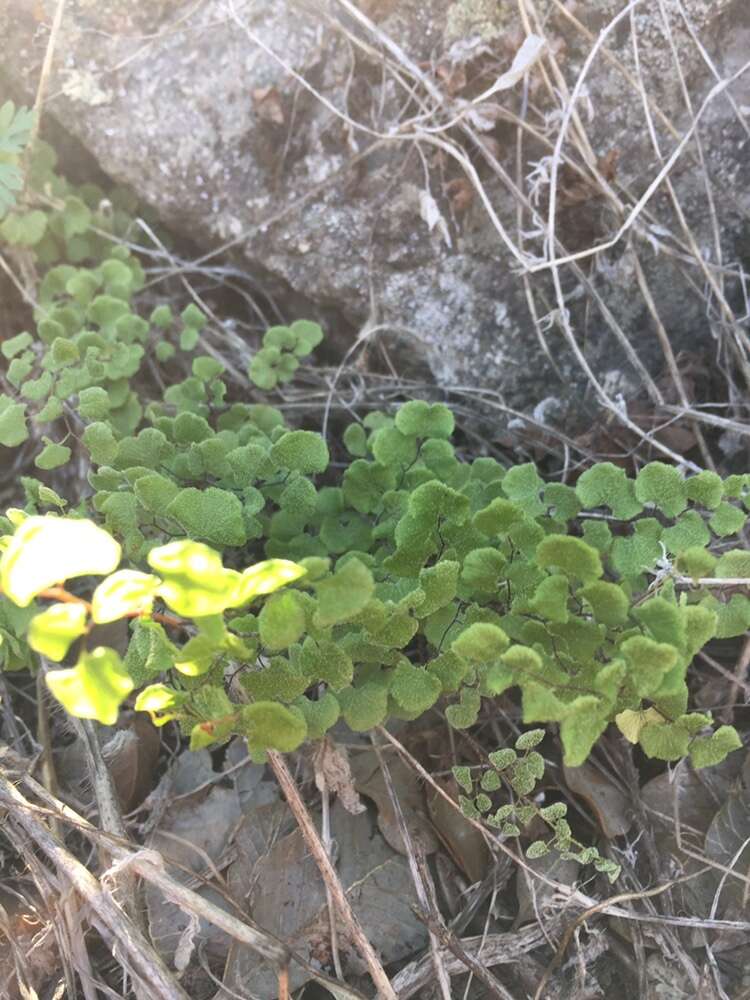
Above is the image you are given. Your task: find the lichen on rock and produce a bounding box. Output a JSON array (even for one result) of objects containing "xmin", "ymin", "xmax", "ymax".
[{"xmin": 444, "ymin": 0, "xmax": 512, "ymax": 42}]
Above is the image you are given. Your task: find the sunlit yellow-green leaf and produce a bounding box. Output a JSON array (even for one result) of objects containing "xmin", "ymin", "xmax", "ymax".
[
  {"xmin": 614, "ymin": 707, "xmax": 664, "ymax": 745},
  {"xmin": 147, "ymin": 539, "xmax": 242, "ymax": 617},
  {"xmin": 27, "ymin": 602, "xmax": 88, "ymax": 662},
  {"xmin": 133, "ymin": 683, "xmax": 186, "ymax": 726},
  {"xmin": 5, "ymin": 508, "xmax": 28, "ymax": 528},
  {"xmin": 91, "ymin": 569, "xmax": 161, "ymax": 624},
  {"xmin": 45, "ymin": 647, "xmax": 134, "ymax": 725},
  {"xmin": 235, "ymin": 559, "xmax": 307, "ymax": 605},
  {"xmin": 0, "ymin": 516, "xmax": 121, "ymax": 607}
]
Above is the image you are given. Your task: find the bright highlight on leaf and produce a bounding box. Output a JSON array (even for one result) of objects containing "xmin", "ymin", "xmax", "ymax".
[
  {"xmin": 27, "ymin": 602, "xmax": 87, "ymax": 661},
  {"xmin": 46, "ymin": 647, "xmax": 134, "ymax": 725},
  {"xmin": 148, "ymin": 540, "xmax": 242, "ymax": 617},
  {"xmin": 615, "ymin": 708, "xmax": 664, "ymax": 744},
  {"xmin": 133, "ymin": 683, "xmax": 186, "ymax": 726},
  {"xmin": 174, "ymin": 635, "xmax": 218, "ymax": 677},
  {"xmin": 236, "ymin": 559, "xmax": 307, "ymax": 604},
  {"xmin": 91, "ymin": 570, "xmax": 161, "ymax": 624},
  {"xmin": 0, "ymin": 516, "xmax": 121, "ymax": 607}
]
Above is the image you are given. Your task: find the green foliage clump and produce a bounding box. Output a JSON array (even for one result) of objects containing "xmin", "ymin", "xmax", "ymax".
[
  {"xmin": 0, "ymin": 143, "xmax": 745, "ymax": 768},
  {"xmin": 249, "ymin": 321, "xmax": 323, "ymax": 389},
  {"xmin": 1, "ymin": 401, "xmax": 746, "ymax": 765},
  {"xmin": 0, "ymin": 515, "xmax": 305, "ymax": 744},
  {"xmin": 455, "ymin": 729, "xmax": 621, "ymax": 881}
]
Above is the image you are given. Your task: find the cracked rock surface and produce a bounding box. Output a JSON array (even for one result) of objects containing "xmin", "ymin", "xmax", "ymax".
[{"xmin": 2, "ymin": 0, "xmax": 749, "ymax": 428}]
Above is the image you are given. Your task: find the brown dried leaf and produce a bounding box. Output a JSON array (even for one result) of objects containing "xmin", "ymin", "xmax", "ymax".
[
  {"xmin": 225, "ymin": 736, "xmax": 277, "ymax": 812},
  {"xmin": 597, "ymin": 148, "xmax": 619, "ymax": 184},
  {"xmin": 574, "ymin": 399, "xmax": 700, "ymax": 467},
  {"xmin": 104, "ymin": 710, "xmax": 160, "ymax": 811},
  {"xmin": 145, "ymin": 782, "xmax": 241, "ymax": 964},
  {"xmin": 226, "ymin": 799, "xmax": 294, "ymax": 907},
  {"xmin": 351, "ymin": 749, "xmax": 439, "ymax": 855},
  {"xmin": 641, "ymin": 754, "xmax": 744, "ymax": 842},
  {"xmin": 557, "ymin": 154, "xmax": 616, "ymax": 208},
  {"xmin": 516, "ymin": 852, "xmax": 580, "ymax": 926},
  {"xmin": 475, "ymin": 133, "xmax": 501, "ymax": 160},
  {"xmin": 630, "ymin": 403, "xmax": 698, "ymax": 455},
  {"xmin": 563, "ymin": 761, "xmax": 632, "ymax": 839},
  {"xmin": 0, "ymin": 890, "xmax": 57, "ymax": 998},
  {"xmin": 148, "ymin": 882, "xmax": 235, "ymax": 967},
  {"xmin": 357, "ymin": 0, "xmax": 398, "ymax": 19},
  {"xmin": 220, "ymin": 802, "xmax": 427, "ymax": 999},
  {"xmin": 466, "ymin": 101, "xmax": 504, "ymax": 131},
  {"xmin": 56, "ymin": 709, "xmax": 160, "ymax": 812},
  {"xmin": 445, "ymin": 176, "xmax": 474, "ymax": 214},
  {"xmin": 703, "ymin": 757, "xmax": 750, "ymax": 917},
  {"xmin": 436, "ymin": 62, "xmax": 467, "ymax": 95},
  {"xmin": 145, "ymin": 750, "xmax": 243, "ymax": 966},
  {"xmin": 644, "ymin": 954, "xmax": 695, "ymax": 999},
  {"xmin": 558, "ymin": 173, "xmax": 599, "ymax": 208},
  {"xmin": 426, "ymin": 775, "xmax": 489, "ymax": 883},
  {"xmin": 640, "ymin": 753, "xmax": 747, "ymax": 932},
  {"xmin": 314, "ymin": 736, "xmax": 365, "ymax": 815},
  {"xmin": 252, "ymin": 86, "xmax": 284, "ymax": 125}
]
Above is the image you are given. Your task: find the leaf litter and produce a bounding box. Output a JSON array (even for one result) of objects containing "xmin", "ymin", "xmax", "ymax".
[
  {"xmin": 220, "ymin": 798, "xmax": 428, "ymax": 999},
  {"xmin": 10, "ymin": 666, "xmax": 750, "ymax": 998},
  {"xmin": 145, "ymin": 748, "xmax": 243, "ymax": 967}
]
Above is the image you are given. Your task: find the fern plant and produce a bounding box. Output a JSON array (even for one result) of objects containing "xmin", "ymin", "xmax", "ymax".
[
  {"xmin": 0, "ymin": 429, "xmax": 746, "ymax": 769},
  {"xmin": 454, "ymin": 730, "xmax": 621, "ymax": 881},
  {"xmin": 0, "ymin": 134, "xmax": 746, "ymax": 773}
]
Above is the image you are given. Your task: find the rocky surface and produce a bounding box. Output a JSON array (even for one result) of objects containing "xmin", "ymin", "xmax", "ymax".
[{"xmin": 2, "ymin": 0, "xmax": 749, "ymax": 429}]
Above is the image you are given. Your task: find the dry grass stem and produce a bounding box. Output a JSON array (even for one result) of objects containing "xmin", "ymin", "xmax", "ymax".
[{"xmin": 266, "ymin": 748, "xmax": 397, "ymax": 999}]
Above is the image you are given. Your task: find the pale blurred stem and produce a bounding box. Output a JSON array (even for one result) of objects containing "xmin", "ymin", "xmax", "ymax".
[
  {"xmin": 319, "ymin": 774, "xmax": 344, "ymax": 980},
  {"xmin": 35, "ymin": 666, "xmax": 60, "ymax": 836},
  {"xmin": 37, "ymin": 660, "xmax": 146, "ymax": 940},
  {"xmin": 35, "ymin": 665, "xmax": 117, "ymax": 1000},
  {"xmin": 725, "ymin": 634, "xmax": 750, "ymax": 723},
  {"xmin": 27, "ymin": 0, "xmax": 67, "ymax": 161}
]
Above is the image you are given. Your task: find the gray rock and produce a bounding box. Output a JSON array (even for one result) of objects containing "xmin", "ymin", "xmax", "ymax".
[{"xmin": 2, "ymin": 0, "xmax": 749, "ymax": 430}]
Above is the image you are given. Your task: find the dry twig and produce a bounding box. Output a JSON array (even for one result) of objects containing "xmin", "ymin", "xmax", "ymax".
[
  {"xmin": 266, "ymin": 748, "xmax": 397, "ymax": 999},
  {"xmin": 0, "ymin": 769, "xmax": 190, "ymax": 1000}
]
